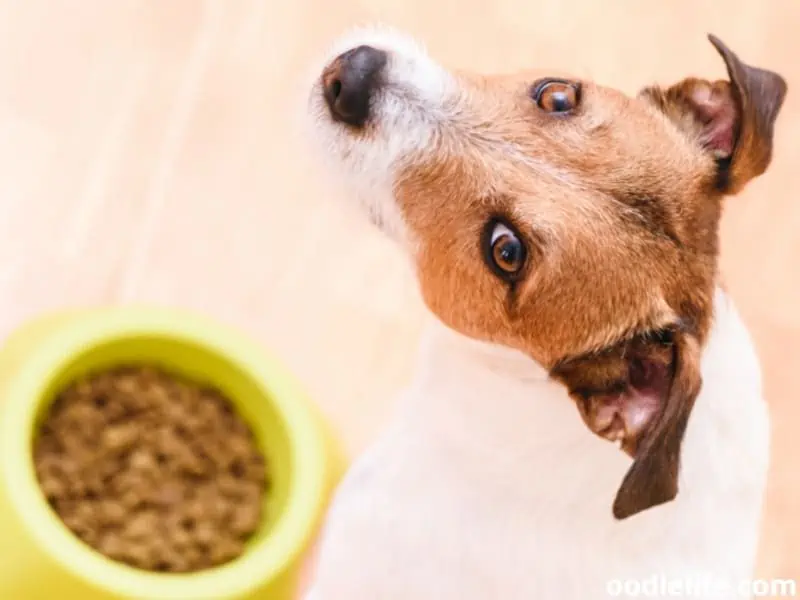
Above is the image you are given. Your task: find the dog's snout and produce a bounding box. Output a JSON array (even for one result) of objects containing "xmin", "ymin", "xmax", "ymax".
[{"xmin": 322, "ymin": 45, "xmax": 387, "ymax": 127}]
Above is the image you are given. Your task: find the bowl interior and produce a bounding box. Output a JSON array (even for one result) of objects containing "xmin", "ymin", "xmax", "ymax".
[{"xmin": 31, "ymin": 333, "xmax": 291, "ymax": 543}]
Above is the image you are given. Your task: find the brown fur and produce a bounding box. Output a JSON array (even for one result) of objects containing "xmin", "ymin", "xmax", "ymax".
[{"xmin": 393, "ymin": 36, "xmax": 786, "ymax": 518}]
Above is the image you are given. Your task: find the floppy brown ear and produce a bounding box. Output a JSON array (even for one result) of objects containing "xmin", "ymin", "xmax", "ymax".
[
  {"xmin": 640, "ymin": 34, "xmax": 787, "ymax": 194},
  {"xmin": 612, "ymin": 332, "xmax": 702, "ymax": 519}
]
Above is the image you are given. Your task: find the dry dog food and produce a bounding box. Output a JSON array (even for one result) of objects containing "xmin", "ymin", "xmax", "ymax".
[{"xmin": 33, "ymin": 365, "xmax": 269, "ymax": 572}]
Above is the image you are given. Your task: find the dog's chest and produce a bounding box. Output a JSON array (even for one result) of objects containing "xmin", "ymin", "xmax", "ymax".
[
  {"xmin": 312, "ymin": 423, "xmax": 744, "ymax": 600},
  {"xmin": 311, "ymin": 295, "xmax": 768, "ymax": 599},
  {"xmin": 313, "ymin": 381, "xmax": 767, "ymax": 600}
]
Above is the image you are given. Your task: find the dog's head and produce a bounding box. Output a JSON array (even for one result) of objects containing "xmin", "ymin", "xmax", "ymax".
[{"xmin": 307, "ymin": 28, "xmax": 786, "ymax": 519}]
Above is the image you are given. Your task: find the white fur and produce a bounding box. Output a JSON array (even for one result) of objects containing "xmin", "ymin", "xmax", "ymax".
[
  {"xmin": 305, "ymin": 28, "xmax": 770, "ymax": 600},
  {"xmin": 305, "ymin": 26, "xmax": 458, "ymax": 248},
  {"xmin": 307, "ymin": 292, "xmax": 768, "ymax": 599}
]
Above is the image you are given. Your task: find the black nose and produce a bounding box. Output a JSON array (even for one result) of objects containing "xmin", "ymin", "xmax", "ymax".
[{"xmin": 322, "ymin": 45, "xmax": 388, "ymax": 127}]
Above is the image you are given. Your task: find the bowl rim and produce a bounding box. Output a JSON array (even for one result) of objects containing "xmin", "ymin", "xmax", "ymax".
[{"xmin": 1, "ymin": 307, "xmax": 328, "ymax": 599}]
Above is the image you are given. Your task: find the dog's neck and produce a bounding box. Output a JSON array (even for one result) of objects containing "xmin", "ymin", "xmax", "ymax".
[
  {"xmin": 395, "ymin": 288, "xmax": 751, "ymax": 494},
  {"xmin": 400, "ymin": 311, "xmax": 613, "ymax": 461},
  {"xmin": 308, "ymin": 288, "xmax": 767, "ymax": 599}
]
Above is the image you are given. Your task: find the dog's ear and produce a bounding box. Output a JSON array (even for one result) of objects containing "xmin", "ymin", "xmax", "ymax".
[
  {"xmin": 640, "ymin": 34, "xmax": 787, "ymax": 194},
  {"xmin": 612, "ymin": 332, "xmax": 702, "ymax": 519}
]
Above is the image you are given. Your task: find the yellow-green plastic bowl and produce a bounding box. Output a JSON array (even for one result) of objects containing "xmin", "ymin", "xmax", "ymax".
[{"xmin": 0, "ymin": 308, "xmax": 345, "ymax": 600}]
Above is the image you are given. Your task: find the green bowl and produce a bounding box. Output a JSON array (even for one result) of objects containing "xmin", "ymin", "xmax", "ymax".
[{"xmin": 0, "ymin": 308, "xmax": 344, "ymax": 599}]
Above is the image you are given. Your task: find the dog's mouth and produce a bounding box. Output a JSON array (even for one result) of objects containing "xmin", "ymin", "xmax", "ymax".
[{"xmin": 550, "ymin": 329, "xmax": 677, "ymax": 459}]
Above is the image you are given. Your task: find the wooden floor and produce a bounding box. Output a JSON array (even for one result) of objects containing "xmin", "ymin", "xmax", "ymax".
[{"xmin": 1, "ymin": 0, "xmax": 798, "ymax": 588}]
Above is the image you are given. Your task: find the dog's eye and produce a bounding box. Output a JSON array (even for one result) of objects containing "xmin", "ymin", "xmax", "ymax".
[
  {"xmin": 486, "ymin": 221, "xmax": 526, "ymax": 277},
  {"xmin": 531, "ymin": 79, "xmax": 580, "ymax": 113}
]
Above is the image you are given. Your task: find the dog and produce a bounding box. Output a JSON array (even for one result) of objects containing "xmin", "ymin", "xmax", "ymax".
[{"xmin": 303, "ymin": 27, "xmax": 787, "ymax": 599}]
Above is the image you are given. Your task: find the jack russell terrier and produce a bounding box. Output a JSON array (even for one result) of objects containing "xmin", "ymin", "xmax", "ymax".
[{"xmin": 303, "ymin": 27, "xmax": 787, "ymax": 599}]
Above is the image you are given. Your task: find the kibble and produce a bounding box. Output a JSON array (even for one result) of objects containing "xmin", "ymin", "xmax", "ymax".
[{"xmin": 33, "ymin": 365, "xmax": 270, "ymax": 573}]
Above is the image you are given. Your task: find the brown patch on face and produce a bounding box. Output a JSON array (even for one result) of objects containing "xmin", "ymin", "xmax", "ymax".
[{"xmin": 392, "ymin": 37, "xmax": 786, "ymax": 518}]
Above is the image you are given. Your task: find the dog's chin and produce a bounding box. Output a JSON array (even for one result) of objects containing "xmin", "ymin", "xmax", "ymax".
[{"xmin": 305, "ymin": 81, "xmax": 405, "ymax": 243}]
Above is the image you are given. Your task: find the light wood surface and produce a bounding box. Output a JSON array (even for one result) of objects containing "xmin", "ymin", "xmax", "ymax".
[{"xmin": 1, "ymin": 0, "xmax": 797, "ymax": 585}]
